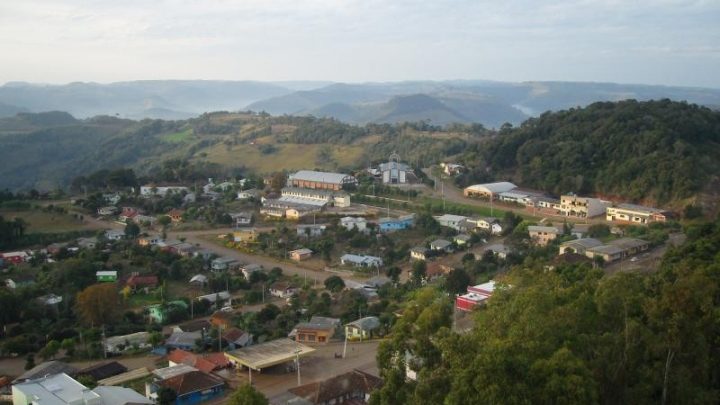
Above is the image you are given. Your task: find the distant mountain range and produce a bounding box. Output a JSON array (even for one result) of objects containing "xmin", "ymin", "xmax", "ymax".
[{"xmin": 1, "ymin": 80, "xmax": 719, "ymax": 128}]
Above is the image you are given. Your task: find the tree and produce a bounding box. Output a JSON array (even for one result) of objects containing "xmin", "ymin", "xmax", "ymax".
[
  {"xmin": 75, "ymin": 283, "xmax": 121, "ymax": 326},
  {"xmin": 61, "ymin": 338, "xmax": 76, "ymax": 357},
  {"xmin": 24, "ymin": 353, "xmax": 35, "ymax": 370},
  {"xmin": 158, "ymin": 216, "xmax": 172, "ymax": 227},
  {"xmin": 269, "ymin": 172, "xmax": 286, "ymax": 191},
  {"xmin": 411, "ymin": 261, "xmax": 426, "ymax": 285},
  {"xmin": 324, "ymin": 276, "xmax": 345, "ymax": 292},
  {"xmin": 124, "ymin": 222, "xmax": 140, "ymax": 239},
  {"xmin": 76, "ymin": 375, "xmax": 97, "ymax": 389},
  {"xmin": 156, "ymin": 387, "xmax": 177, "ymax": 405},
  {"xmin": 444, "ymin": 268, "xmax": 470, "ymax": 294},
  {"xmin": 147, "ymin": 332, "xmax": 163, "ymax": 348},
  {"xmin": 227, "ymin": 384, "xmax": 268, "ymax": 405},
  {"xmin": 39, "ymin": 340, "xmax": 61, "ymax": 360}
]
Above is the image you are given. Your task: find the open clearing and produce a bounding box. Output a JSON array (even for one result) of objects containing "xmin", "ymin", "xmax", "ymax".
[
  {"xmin": 198, "ymin": 143, "xmax": 365, "ymax": 173},
  {"xmin": 0, "ymin": 209, "xmax": 88, "ymax": 233}
]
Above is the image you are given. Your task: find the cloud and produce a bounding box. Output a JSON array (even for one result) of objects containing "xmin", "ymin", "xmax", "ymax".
[{"xmin": 0, "ymin": 0, "xmax": 718, "ymax": 87}]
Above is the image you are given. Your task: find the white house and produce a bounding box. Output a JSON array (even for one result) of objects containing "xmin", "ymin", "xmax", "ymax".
[
  {"xmin": 340, "ymin": 254, "xmax": 383, "ymax": 268},
  {"xmin": 477, "ymin": 217, "xmax": 503, "ymax": 235},
  {"xmin": 340, "ymin": 216, "xmax": 368, "ymax": 232},
  {"xmin": 140, "ymin": 185, "xmax": 189, "ymax": 197},
  {"xmin": 434, "ymin": 214, "xmax": 468, "ymax": 231}
]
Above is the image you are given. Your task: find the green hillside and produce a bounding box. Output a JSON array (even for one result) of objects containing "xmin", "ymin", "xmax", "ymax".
[{"xmin": 456, "ymin": 99, "xmax": 720, "ymax": 206}]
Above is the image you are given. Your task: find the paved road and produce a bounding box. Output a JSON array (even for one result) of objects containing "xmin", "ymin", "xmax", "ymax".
[{"xmin": 169, "ymin": 230, "xmax": 361, "ymax": 284}]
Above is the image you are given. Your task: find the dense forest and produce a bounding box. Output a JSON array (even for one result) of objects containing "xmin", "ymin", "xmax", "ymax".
[
  {"xmin": 371, "ymin": 218, "xmax": 720, "ymax": 405},
  {"xmin": 456, "ymin": 100, "xmax": 720, "ymax": 206}
]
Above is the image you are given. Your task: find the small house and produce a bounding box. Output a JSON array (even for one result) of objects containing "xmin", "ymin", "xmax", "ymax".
[
  {"xmin": 269, "ymin": 282, "xmax": 298, "ymax": 299},
  {"xmin": 232, "ymin": 228, "xmax": 258, "ymax": 243},
  {"xmin": 96, "ymin": 270, "xmax": 118, "ymax": 282},
  {"xmin": 165, "ymin": 331, "xmax": 203, "ymax": 351},
  {"xmin": 167, "ymin": 209, "xmax": 185, "ymax": 223},
  {"xmin": 297, "ymin": 224, "xmax": 326, "ymax": 238},
  {"xmin": 104, "ymin": 332, "xmax": 151, "ymax": 354},
  {"xmin": 378, "ymin": 214, "xmax": 415, "ymax": 233},
  {"xmin": 410, "ymin": 246, "xmax": 430, "ymax": 261},
  {"xmin": 345, "ymin": 316, "xmax": 381, "ymax": 341},
  {"xmin": 340, "ymin": 216, "xmax": 367, "ymax": 232},
  {"xmin": 211, "ymin": 257, "xmax": 238, "ymax": 272},
  {"xmin": 291, "ymin": 317, "xmax": 340, "ymax": 345},
  {"xmin": 236, "ymin": 189, "xmax": 259, "ymax": 200},
  {"xmin": 104, "ymin": 229, "xmax": 125, "ymax": 241},
  {"xmin": 340, "ymin": 254, "xmax": 383, "ymax": 268},
  {"xmin": 430, "ymin": 239, "xmax": 453, "ymax": 253},
  {"xmin": 240, "ymin": 263, "xmax": 263, "ymax": 280},
  {"xmin": 454, "ymin": 234, "xmax": 471, "ymax": 246},
  {"xmin": 289, "ymin": 248, "xmax": 313, "ymax": 261},
  {"xmin": 229, "ymin": 212, "xmax": 253, "ymax": 227},
  {"xmin": 150, "ymin": 370, "xmax": 225, "ymax": 405},
  {"xmin": 222, "ymin": 327, "xmax": 253, "ymax": 349}
]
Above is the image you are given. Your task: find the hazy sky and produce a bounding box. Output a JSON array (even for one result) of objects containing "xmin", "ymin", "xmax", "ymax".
[{"xmin": 1, "ymin": 0, "xmax": 719, "ymax": 87}]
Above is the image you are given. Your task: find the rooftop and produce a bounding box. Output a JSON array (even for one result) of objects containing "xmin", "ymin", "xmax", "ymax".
[
  {"xmin": 288, "ymin": 369, "xmax": 382, "ymax": 404},
  {"xmin": 225, "ymin": 338, "xmax": 315, "ymax": 371},
  {"xmin": 14, "ymin": 361, "xmax": 78, "ymax": 384},
  {"xmin": 346, "ymin": 316, "xmax": 381, "ymax": 331},
  {"xmin": 465, "ymin": 182, "xmax": 517, "ymax": 193},
  {"xmin": 12, "ymin": 373, "xmax": 99, "ymax": 405},
  {"xmin": 289, "ymin": 170, "xmax": 354, "ymax": 184},
  {"xmin": 92, "ymin": 386, "xmax": 153, "ymax": 405},
  {"xmin": 157, "ymin": 371, "xmax": 224, "ymax": 396}
]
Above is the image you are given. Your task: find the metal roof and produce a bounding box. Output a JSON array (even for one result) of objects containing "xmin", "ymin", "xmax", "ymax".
[
  {"xmin": 465, "ymin": 182, "xmax": 517, "ymax": 194},
  {"xmin": 289, "ymin": 170, "xmax": 354, "ymax": 184},
  {"xmin": 225, "ymin": 338, "xmax": 315, "ymax": 370}
]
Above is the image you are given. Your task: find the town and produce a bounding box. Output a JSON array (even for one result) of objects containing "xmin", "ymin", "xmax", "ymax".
[{"xmin": 0, "ymin": 149, "xmax": 686, "ymax": 405}]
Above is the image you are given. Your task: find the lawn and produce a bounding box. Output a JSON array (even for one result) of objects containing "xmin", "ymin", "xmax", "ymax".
[
  {"xmin": 161, "ymin": 128, "xmax": 194, "ymax": 143},
  {"xmin": 198, "ymin": 142, "xmax": 365, "ymax": 173},
  {"xmin": 0, "ymin": 209, "xmax": 89, "ymax": 233}
]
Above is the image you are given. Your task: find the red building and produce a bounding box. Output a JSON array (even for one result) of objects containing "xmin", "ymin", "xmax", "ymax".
[
  {"xmin": 1, "ymin": 251, "xmax": 29, "ymax": 265},
  {"xmin": 456, "ymin": 281, "xmax": 496, "ymax": 312}
]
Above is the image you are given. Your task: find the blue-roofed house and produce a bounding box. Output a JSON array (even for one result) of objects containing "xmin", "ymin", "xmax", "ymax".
[{"xmin": 378, "ymin": 214, "xmax": 415, "ymax": 233}]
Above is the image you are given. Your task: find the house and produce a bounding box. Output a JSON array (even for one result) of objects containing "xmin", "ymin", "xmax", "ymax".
[
  {"xmin": 559, "ymin": 238, "xmax": 604, "ymax": 255},
  {"xmin": 606, "ymin": 203, "xmax": 670, "ymax": 224},
  {"xmin": 119, "ymin": 207, "xmax": 140, "ymax": 222},
  {"xmin": 96, "ymin": 270, "xmax": 118, "ymax": 282},
  {"xmin": 269, "ymin": 282, "xmax": 298, "ymax": 298},
  {"xmin": 229, "ymin": 212, "xmax": 253, "ymax": 227},
  {"xmin": 410, "ymin": 246, "xmax": 430, "ymax": 261},
  {"xmin": 174, "ymin": 320, "xmax": 212, "ymax": 334},
  {"xmin": 345, "ymin": 316, "xmax": 381, "ymax": 341},
  {"xmin": 232, "ymin": 228, "xmax": 257, "ymax": 243},
  {"xmin": 105, "ymin": 230, "xmax": 125, "ymax": 241},
  {"xmin": 528, "ymin": 225, "xmax": 563, "ymax": 246},
  {"xmin": 236, "ymin": 188, "xmax": 259, "ymax": 200},
  {"xmin": 532, "ymin": 196, "xmax": 562, "ymax": 210},
  {"xmin": 464, "ymin": 182, "xmax": 517, "ymax": 199},
  {"xmin": 167, "ymin": 209, "xmax": 185, "ymax": 223},
  {"xmin": 456, "ymin": 281, "xmax": 496, "ymax": 311},
  {"xmin": 12, "ymin": 373, "xmax": 153, "ymax": 405},
  {"xmin": 425, "ymin": 262, "xmax": 453, "ymax": 281},
  {"xmin": 454, "ymin": 234, "xmax": 471, "ymax": 246},
  {"xmin": 340, "ymin": 216, "xmax": 367, "ymax": 232},
  {"xmin": 77, "ymin": 237, "xmax": 98, "ymax": 249},
  {"xmin": 152, "ymin": 364, "xmax": 199, "ymax": 381},
  {"xmin": 13, "ymin": 361, "xmax": 78, "ymax": 384},
  {"xmin": 584, "ymin": 238, "xmax": 650, "ymax": 263},
  {"xmin": 240, "ymin": 263, "xmax": 263, "ymax": 280},
  {"xmin": 434, "ymin": 214, "xmax": 468, "ymax": 231},
  {"xmin": 340, "ymin": 254, "xmax": 383, "ymax": 268},
  {"xmin": 196, "ymin": 291, "xmax": 231, "ymax": 307},
  {"xmin": 441, "ymin": 162, "xmax": 464, "ymax": 176},
  {"xmin": 289, "ymin": 248, "xmax": 313, "ymax": 261},
  {"xmin": 211, "ymin": 257, "xmax": 238, "ymax": 272},
  {"xmin": 140, "ymin": 185, "xmax": 189, "ymax": 197},
  {"xmin": 92, "ymin": 386, "xmax": 153, "ymax": 405},
  {"xmin": 284, "ymin": 369, "xmax": 383, "ymax": 405},
  {"xmin": 138, "ymin": 234, "xmax": 163, "ymax": 247},
  {"xmin": 297, "ymin": 224, "xmax": 326, "ymax": 238},
  {"xmin": 124, "ymin": 273, "xmax": 159, "ymax": 291},
  {"xmin": 174, "ymin": 243, "xmax": 198, "ymax": 257},
  {"xmin": 429, "ymin": 239, "xmax": 453, "ymax": 253},
  {"xmin": 104, "ymin": 332, "xmax": 152, "ymax": 354},
  {"xmin": 167, "ymin": 349, "xmax": 228, "ymax": 373},
  {"xmin": 12, "ymin": 373, "xmax": 100, "ymax": 405},
  {"xmin": 481, "ymin": 244, "xmax": 511, "ymax": 259},
  {"xmin": 0, "ymin": 251, "xmax": 29, "ymax": 265},
  {"xmin": 378, "ymin": 214, "xmax": 415, "ymax": 232},
  {"xmin": 209, "ymin": 311, "xmax": 234, "ymax": 329},
  {"xmin": 559, "ymin": 194, "xmax": 611, "ymax": 218},
  {"xmin": 288, "ymin": 170, "xmax": 357, "ymax": 191},
  {"xmin": 98, "ymin": 206, "xmax": 118, "ymax": 216},
  {"xmin": 189, "ymin": 274, "xmax": 208, "ymax": 287},
  {"xmin": 291, "ymin": 317, "xmax": 339, "ymax": 345},
  {"xmin": 183, "ymin": 193, "xmax": 197, "ymax": 204},
  {"xmin": 76, "ymin": 361, "xmax": 128, "ymax": 382},
  {"xmin": 165, "ymin": 331, "xmax": 204, "ymax": 351},
  {"xmin": 379, "ymin": 152, "xmax": 414, "ymax": 184},
  {"xmin": 221, "ymin": 327, "xmax": 253, "ymax": 349},
  {"xmin": 477, "ymin": 217, "xmax": 503, "ymax": 235},
  {"xmin": 151, "ymin": 370, "xmax": 225, "ymax": 405}
]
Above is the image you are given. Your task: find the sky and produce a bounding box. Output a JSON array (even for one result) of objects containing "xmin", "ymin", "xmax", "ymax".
[{"xmin": 0, "ymin": 0, "xmax": 719, "ymax": 88}]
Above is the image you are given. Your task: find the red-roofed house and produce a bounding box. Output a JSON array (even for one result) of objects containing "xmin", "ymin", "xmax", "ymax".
[
  {"xmin": 456, "ymin": 281, "xmax": 496, "ymax": 312},
  {"xmin": 221, "ymin": 327, "xmax": 253, "ymax": 349},
  {"xmin": 167, "ymin": 349, "xmax": 228, "ymax": 374},
  {"xmin": 119, "ymin": 207, "xmax": 140, "ymax": 222},
  {"xmin": 124, "ymin": 273, "xmax": 159, "ymax": 291},
  {"xmin": 167, "ymin": 209, "xmax": 185, "ymax": 223},
  {"xmin": 152, "ymin": 370, "xmax": 225, "ymax": 405}
]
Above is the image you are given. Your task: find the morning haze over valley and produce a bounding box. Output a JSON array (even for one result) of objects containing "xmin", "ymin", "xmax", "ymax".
[{"xmin": 0, "ymin": 1, "xmax": 719, "ymax": 405}]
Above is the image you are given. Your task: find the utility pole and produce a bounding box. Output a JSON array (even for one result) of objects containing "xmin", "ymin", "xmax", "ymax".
[
  {"xmin": 343, "ymin": 332, "xmax": 348, "ymax": 359},
  {"xmin": 102, "ymin": 325, "xmax": 107, "ymax": 359},
  {"xmin": 442, "ymin": 180, "xmax": 446, "ymax": 212},
  {"xmin": 294, "ymin": 348, "xmax": 302, "ymax": 386}
]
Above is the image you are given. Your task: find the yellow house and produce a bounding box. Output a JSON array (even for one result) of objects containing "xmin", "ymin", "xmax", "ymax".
[{"xmin": 233, "ymin": 229, "xmax": 258, "ymax": 243}]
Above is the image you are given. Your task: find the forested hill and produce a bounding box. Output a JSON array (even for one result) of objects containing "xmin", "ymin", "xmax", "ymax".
[{"xmin": 457, "ymin": 99, "xmax": 720, "ymax": 206}]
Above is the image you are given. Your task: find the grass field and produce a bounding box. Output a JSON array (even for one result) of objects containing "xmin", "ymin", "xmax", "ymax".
[
  {"xmin": 161, "ymin": 128, "xmax": 194, "ymax": 143},
  {"xmin": 0, "ymin": 209, "xmax": 88, "ymax": 233},
  {"xmin": 198, "ymin": 142, "xmax": 365, "ymax": 173}
]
